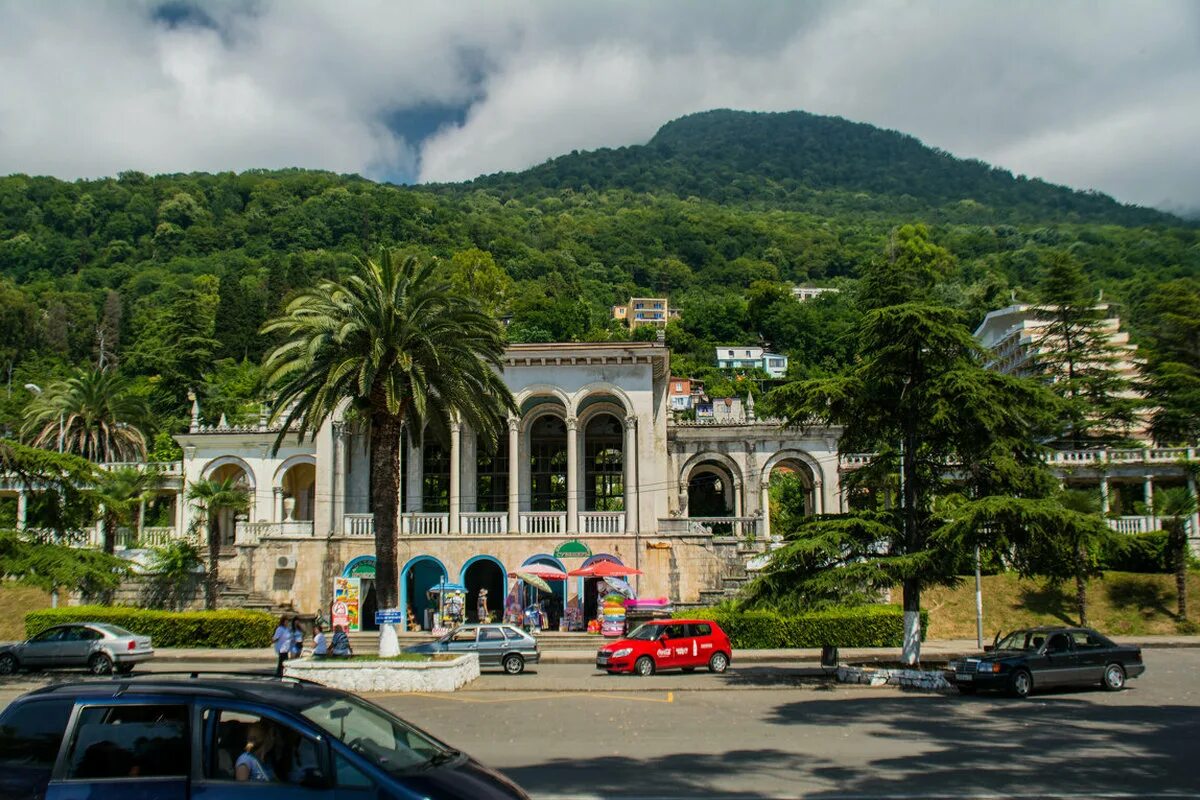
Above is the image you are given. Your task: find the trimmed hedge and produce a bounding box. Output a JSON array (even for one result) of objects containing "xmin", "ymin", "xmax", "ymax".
[
  {"xmin": 25, "ymin": 607, "xmax": 275, "ymax": 648},
  {"xmin": 674, "ymin": 605, "xmax": 929, "ymax": 649},
  {"xmin": 1099, "ymin": 531, "xmax": 1171, "ymax": 573}
]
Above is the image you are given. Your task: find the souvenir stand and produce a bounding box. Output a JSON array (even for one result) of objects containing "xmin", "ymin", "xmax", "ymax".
[
  {"xmin": 427, "ymin": 581, "xmax": 467, "ymax": 635},
  {"xmin": 567, "ymin": 560, "xmax": 644, "ymax": 637}
]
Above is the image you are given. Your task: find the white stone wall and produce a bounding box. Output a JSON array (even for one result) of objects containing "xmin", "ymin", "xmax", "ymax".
[{"xmin": 284, "ymin": 653, "xmax": 479, "ymax": 692}]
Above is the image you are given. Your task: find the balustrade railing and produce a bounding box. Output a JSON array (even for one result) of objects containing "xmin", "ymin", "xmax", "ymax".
[
  {"xmin": 658, "ymin": 516, "xmax": 760, "ymax": 538},
  {"xmin": 580, "ymin": 511, "xmax": 624, "ymax": 534},
  {"xmin": 1107, "ymin": 516, "xmax": 1161, "ymax": 534},
  {"xmin": 405, "ymin": 513, "xmax": 447, "ymax": 535},
  {"xmin": 343, "ymin": 514, "xmax": 374, "ymax": 537},
  {"xmin": 842, "ymin": 447, "xmax": 1199, "ymax": 470},
  {"xmin": 235, "ymin": 520, "xmax": 315, "ymax": 543},
  {"xmin": 462, "ymin": 512, "xmax": 505, "ymax": 534},
  {"xmin": 520, "ymin": 512, "xmax": 566, "ymax": 534}
]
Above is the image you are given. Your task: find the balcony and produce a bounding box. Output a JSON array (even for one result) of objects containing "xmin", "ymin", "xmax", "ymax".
[
  {"xmin": 236, "ymin": 521, "xmax": 315, "ymax": 543},
  {"xmin": 339, "ymin": 513, "xmax": 450, "ymax": 537},
  {"xmin": 658, "ymin": 516, "xmax": 761, "ymax": 539},
  {"xmin": 580, "ymin": 511, "xmax": 624, "ymax": 534},
  {"xmin": 462, "ymin": 512, "xmax": 505, "ymax": 535},
  {"xmin": 520, "ymin": 512, "xmax": 566, "ymax": 535}
]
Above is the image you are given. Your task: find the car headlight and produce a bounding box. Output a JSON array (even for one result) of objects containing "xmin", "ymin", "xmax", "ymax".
[
  {"xmin": 980, "ymin": 662, "xmax": 1002, "ymax": 673},
  {"xmin": 612, "ymin": 648, "xmax": 633, "ymax": 658}
]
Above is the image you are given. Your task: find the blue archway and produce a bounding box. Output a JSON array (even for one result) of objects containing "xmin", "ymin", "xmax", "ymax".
[
  {"xmin": 460, "ymin": 555, "xmax": 506, "ymax": 623},
  {"xmin": 399, "ymin": 555, "xmax": 448, "ymax": 631},
  {"xmin": 342, "ymin": 555, "xmax": 376, "ymax": 578},
  {"xmin": 520, "ymin": 554, "xmax": 567, "ymax": 627}
]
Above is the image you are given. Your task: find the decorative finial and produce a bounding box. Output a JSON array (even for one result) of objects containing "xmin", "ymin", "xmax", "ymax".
[
  {"xmin": 218, "ymin": 413, "xmax": 228, "ymax": 429},
  {"xmin": 188, "ymin": 390, "xmax": 200, "ymax": 433}
]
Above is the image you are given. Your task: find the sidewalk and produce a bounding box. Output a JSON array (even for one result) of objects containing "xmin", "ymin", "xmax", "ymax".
[{"xmin": 150, "ymin": 635, "xmax": 1200, "ymax": 664}]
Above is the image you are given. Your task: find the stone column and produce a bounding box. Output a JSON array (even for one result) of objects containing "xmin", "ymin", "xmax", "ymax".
[
  {"xmin": 175, "ymin": 490, "xmax": 186, "ymax": 536},
  {"xmin": 449, "ymin": 420, "xmax": 461, "ymax": 534},
  {"xmin": 760, "ymin": 478, "xmax": 771, "ymax": 540},
  {"xmin": 406, "ymin": 428, "xmax": 422, "ymax": 513},
  {"xmin": 507, "ymin": 417, "xmax": 520, "ymax": 534},
  {"xmin": 137, "ymin": 498, "xmax": 146, "ymax": 537},
  {"xmin": 624, "ymin": 415, "xmax": 638, "ymax": 534},
  {"xmin": 1188, "ymin": 475, "xmax": 1200, "ymax": 544},
  {"xmin": 813, "ymin": 480, "xmax": 824, "ymax": 515},
  {"xmin": 274, "ymin": 488, "xmax": 284, "ymax": 523},
  {"xmin": 15, "ymin": 491, "xmax": 26, "ymax": 530},
  {"xmin": 566, "ymin": 416, "xmax": 579, "ymax": 535},
  {"xmin": 1099, "ymin": 475, "xmax": 1110, "ymax": 514},
  {"xmin": 1144, "ymin": 475, "xmax": 1154, "ymax": 519},
  {"xmin": 331, "ymin": 422, "xmax": 344, "ymax": 535}
]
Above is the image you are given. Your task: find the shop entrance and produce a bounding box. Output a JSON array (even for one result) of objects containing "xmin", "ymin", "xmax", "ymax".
[
  {"xmin": 521, "ymin": 555, "xmax": 566, "ymax": 630},
  {"xmin": 402, "ymin": 556, "xmax": 448, "ymax": 631},
  {"xmin": 462, "ymin": 557, "xmax": 505, "ymax": 623},
  {"xmin": 360, "ymin": 581, "xmax": 378, "ymax": 632}
]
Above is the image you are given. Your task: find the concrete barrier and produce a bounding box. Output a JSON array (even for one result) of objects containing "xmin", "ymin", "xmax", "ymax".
[
  {"xmin": 284, "ymin": 654, "xmax": 479, "ymax": 692},
  {"xmin": 836, "ymin": 664, "xmax": 953, "ymax": 691}
]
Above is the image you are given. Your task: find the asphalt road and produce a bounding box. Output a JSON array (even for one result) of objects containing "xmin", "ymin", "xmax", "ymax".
[{"xmin": 2, "ymin": 651, "xmax": 1197, "ymax": 798}]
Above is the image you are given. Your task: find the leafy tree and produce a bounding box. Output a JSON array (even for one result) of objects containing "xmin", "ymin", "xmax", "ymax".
[
  {"xmin": 90, "ymin": 466, "xmax": 161, "ymax": 555},
  {"xmin": 187, "ymin": 476, "xmax": 250, "ymax": 610},
  {"xmin": 1138, "ymin": 279, "xmax": 1200, "ymax": 445},
  {"xmin": 141, "ymin": 539, "xmax": 203, "ymax": 611},
  {"xmin": 1033, "ymin": 251, "xmax": 1140, "ymax": 445},
  {"xmin": 21, "ymin": 368, "xmax": 150, "ymax": 462},
  {"xmin": 261, "ymin": 251, "xmax": 515, "ymax": 652},
  {"xmin": 442, "ymin": 248, "xmax": 511, "ymax": 316},
  {"xmin": 1152, "ymin": 487, "xmax": 1196, "ymax": 622}
]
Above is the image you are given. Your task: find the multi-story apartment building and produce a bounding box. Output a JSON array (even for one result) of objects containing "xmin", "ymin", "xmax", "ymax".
[
  {"xmin": 791, "ymin": 286, "xmax": 840, "ymax": 302},
  {"xmin": 612, "ymin": 297, "xmax": 674, "ymax": 329},
  {"xmin": 715, "ymin": 347, "xmax": 788, "ymax": 378}
]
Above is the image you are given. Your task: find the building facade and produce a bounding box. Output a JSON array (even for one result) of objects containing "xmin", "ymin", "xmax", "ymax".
[
  {"xmin": 612, "ymin": 297, "xmax": 674, "ymax": 329},
  {"xmin": 715, "ymin": 347, "xmax": 788, "ymax": 378}
]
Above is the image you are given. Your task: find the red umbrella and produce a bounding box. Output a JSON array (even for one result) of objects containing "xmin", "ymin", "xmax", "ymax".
[
  {"xmin": 507, "ymin": 563, "xmax": 568, "ymax": 580},
  {"xmin": 567, "ymin": 560, "xmax": 643, "ymax": 578}
]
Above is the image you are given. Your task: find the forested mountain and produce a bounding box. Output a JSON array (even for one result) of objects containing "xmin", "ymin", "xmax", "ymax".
[
  {"xmin": 459, "ymin": 110, "xmax": 1180, "ymax": 227},
  {"xmin": 0, "ymin": 109, "xmax": 1197, "ymax": 444}
]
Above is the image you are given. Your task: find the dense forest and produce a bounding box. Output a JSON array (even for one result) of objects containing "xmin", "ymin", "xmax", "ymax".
[{"xmin": 0, "ymin": 109, "xmax": 1197, "ymax": 444}]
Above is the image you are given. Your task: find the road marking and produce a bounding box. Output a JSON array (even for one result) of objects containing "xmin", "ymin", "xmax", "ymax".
[{"xmin": 380, "ymin": 690, "xmax": 675, "ymax": 705}]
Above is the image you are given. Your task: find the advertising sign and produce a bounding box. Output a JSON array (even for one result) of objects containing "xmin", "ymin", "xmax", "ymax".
[
  {"xmin": 553, "ymin": 539, "xmax": 592, "ymax": 559},
  {"xmin": 375, "ymin": 609, "xmax": 405, "ymax": 625},
  {"xmin": 333, "ymin": 576, "xmax": 361, "ymax": 632},
  {"xmin": 348, "ymin": 558, "xmax": 376, "ymax": 579}
]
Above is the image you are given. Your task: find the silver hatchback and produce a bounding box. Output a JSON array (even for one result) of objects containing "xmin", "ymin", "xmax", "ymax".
[
  {"xmin": 0, "ymin": 622, "xmax": 154, "ymax": 676},
  {"xmin": 404, "ymin": 624, "xmax": 540, "ymax": 674}
]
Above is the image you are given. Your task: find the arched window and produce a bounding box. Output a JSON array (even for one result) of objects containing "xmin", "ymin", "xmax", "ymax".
[
  {"xmin": 422, "ymin": 438, "xmax": 449, "ymax": 512},
  {"xmin": 476, "ymin": 435, "xmax": 508, "ymax": 512},
  {"xmin": 585, "ymin": 414, "xmax": 624, "ymax": 511},
  {"xmin": 529, "ymin": 416, "xmax": 567, "ymax": 511}
]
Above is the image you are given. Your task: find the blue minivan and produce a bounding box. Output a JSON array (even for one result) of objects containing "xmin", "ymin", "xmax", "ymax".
[{"xmin": 0, "ymin": 674, "xmax": 528, "ymax": 799}]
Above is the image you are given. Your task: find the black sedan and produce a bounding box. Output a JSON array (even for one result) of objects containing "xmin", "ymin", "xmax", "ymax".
[{"xmin": 950, "ymin": 626, "xmax": 1146, "ymax": 698}]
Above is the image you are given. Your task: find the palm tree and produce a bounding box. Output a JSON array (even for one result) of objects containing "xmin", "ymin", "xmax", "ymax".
[
  {"xmin": 22, "ymin": 369, "xmax": 150, "ymax": 462},
  {"xmin": 261, "ymin": 251, "xmax": 515, "ymax": 630},
  {"xmin": 188, "ymin": 477, "xmax": 251, "ymax": 610},
  {"xmin": 1153, "ymin": 487, "xmax": 1196, "ymax": 620},
  {"xmin": 91, "ymin": 466, "xmax": 162, "ymax": 555}
]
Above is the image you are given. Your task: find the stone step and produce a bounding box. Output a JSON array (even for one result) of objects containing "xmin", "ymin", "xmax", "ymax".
[{"xmin": 721, "ymin": 576, "xmax": 749, "ymax": 590}]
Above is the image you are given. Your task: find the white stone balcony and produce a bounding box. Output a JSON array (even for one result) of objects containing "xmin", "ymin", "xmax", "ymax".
[
  {"xmin": 520, "ymin": 512, "xmax": 566, "ymax": 534},
  {"xmin": 658, "ymin": 516, "xmax": 761, "ymax": 538},
  {"xmin": 580, "ymin": 511, "xmax": 624, "ymax": 534},
  {"xmin": 236, "ymin": 520, "xmax": 315, "ymax": 543},
  {"xmin": 461, "ymin": 512, "xmax": 505, "ymax": 534}
]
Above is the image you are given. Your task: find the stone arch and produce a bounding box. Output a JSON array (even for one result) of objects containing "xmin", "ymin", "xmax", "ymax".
[
  {"xmin": 570, "ymin": 382, "xmax": 633, "ymax": 416},
  {"xmin": 399, "ymin": 554, "xmax": 449, "ymax": 632},
  {"xmin": 680, "ymin": 452, "xmax": 744, "ymax": 518},
  {"xmin": 460, "ymin": 555, "xmax": 507, "ymax": 623},
  {"xmin": 273, "ymin": 454, "xmax": 317, "ymax": 487},
  {"xmin": 519, "ymin": 553, "xmax": 566, "ymax": 625},
  {"xmin": 678, "ymin": 451, "xmax": 743, "ymax": 490},
  {"xmin": 514, "ymin": 384, "xmax": 572, "ymax": 412},
  {"xmin": 201, "ymin": 455, "xmax": 257, "ymax": 489},
  {"xmin": 760, "ymin": 449, "xmax": 825, "ymax": 489},
  {"xmin": 761, "ymin": 449, "xmax": 824, "ymax": 517}
]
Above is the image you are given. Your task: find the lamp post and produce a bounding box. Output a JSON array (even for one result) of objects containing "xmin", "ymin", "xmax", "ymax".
[{"xmin": 24, "ymin": 383, "xmax": 63, "ymax": 453}]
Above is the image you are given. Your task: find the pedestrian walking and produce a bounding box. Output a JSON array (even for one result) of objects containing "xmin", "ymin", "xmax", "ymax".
[
  {"xmin": 312, "ymin": 623, "xmax": 328, "ymax": 658},
  {"xmin": 272, "ymin": 615, "xmax": 291, "ymax": 677},
  {"xmin": 289, "ymin": 617, "xmax": 304, "ymax": 659}
]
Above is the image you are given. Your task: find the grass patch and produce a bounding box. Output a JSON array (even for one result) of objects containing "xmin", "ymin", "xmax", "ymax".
[
  {"xmin": 917, "ymin": 571, "xmax": 1200, "ymax": 639},
  {"xmin": 0, "ymin": 586, "xmax": 51, "ymax": 641}
]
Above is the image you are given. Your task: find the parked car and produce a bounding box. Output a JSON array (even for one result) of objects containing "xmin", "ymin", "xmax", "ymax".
[
  {"xmin": 950, "ymin": 625, "xmax": 1146, "ymax": 698},
  {"xmin": 597, "ymin": 619, "xmax": 732, "ymax": 676},
  {"xmin": 0, "ymin": 623, "xmax": 153, "ymax": 676},
  {"xmin": 404, "ymin": 624, "xmax": 540, "ymax": 675},
  {"xmin": 0, "ymin": 674, "xmax": 530, "ymax": 800}
]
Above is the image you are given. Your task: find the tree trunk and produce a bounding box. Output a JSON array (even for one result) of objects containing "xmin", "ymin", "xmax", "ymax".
[
  {"xmin": 370, "ymin": 411, "xmax": 403, "ymax": 611},
  {"xmin": 1174, "ymin": 523, "xmax": 1188, "ymax": 620},
  {"xmin": 901, "ymin": 426, "xmax": 922, "ymax": 665},
  {"xmin": 102, "ymin": 513, "xmax": 116, "ymax": 556},
  {"xmin": 1074, "ymin": 543, "xmax": 1089, "ymax": 627},
  {"xmin": 902, "ymin": 579, "xmax": 922, "ymax": 665},
  {"xmin": 205, "ymin": 515, "xmax": 220, "ymax": 611}
]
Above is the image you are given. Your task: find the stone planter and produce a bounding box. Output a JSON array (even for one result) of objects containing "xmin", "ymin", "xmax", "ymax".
[
  {"xmin": 284, "ymin": 653, "xmax": 479, "ymax": 693},
  {"xmin": 836, "ymin": 664, "xmax": 952, "ymax": 692}
]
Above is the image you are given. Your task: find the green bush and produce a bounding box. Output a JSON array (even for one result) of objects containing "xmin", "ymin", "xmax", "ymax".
[
  {"xmin": 1099, "ymin": 532, "xmax": 1170, "ymax": 573},
  {"xmin": 674, "ymin": 605, "xmax": 929, "ymax": 648},
  {"xmin": 25, "ymin": 607, "xmax": 275, "ymax": 648}
]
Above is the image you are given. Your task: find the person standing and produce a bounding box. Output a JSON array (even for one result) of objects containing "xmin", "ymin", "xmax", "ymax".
[
  {"xmin": 272, "ymin": 616, "xmax": 291, "ymax": 678},
  {"xmin": 289, "ymin": 618, "xmax": 304, "ymax": 659},
  {"xmin": 477, "ymin": 588, "xmax": 489, "ymax": 623}
]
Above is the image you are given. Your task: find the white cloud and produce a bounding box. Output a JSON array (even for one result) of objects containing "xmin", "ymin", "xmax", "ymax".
[{"xmin": 0, "ymin": 1, "xmax": 1196, "ymax": 211}]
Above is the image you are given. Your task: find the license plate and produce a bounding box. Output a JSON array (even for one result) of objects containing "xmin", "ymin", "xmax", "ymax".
[{"xmin": 958, "ymin": 674, "xmax": 973, "ymax": 682}]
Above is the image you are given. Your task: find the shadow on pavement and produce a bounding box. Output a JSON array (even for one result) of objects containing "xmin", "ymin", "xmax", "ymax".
[{"xmin": 766, "ymin": 690, "xmax": 1196, "ymax": 797}]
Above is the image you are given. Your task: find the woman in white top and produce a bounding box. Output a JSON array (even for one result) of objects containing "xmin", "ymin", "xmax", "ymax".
[
  {"xmin": 272, "ymin": 616, "xmax": 291, "ymax": 678},
  {"xmin": 236, "ymin": 722, "xmax": 277, "ymax": 782},
  {"xmin": 311, "ymin": 623, "xmax": 328, "ymax": 657}
]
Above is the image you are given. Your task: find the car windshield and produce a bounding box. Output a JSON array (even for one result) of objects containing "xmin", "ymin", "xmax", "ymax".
[
  {"xmin": 995, "ymin": 630, "xmax": 1045, "ymax": 651},
  {"xmin": 625, "ymin": 624, "xmax": 661, "ymax": 641},
  {"xmin": 300, "ymin": 695, "xmax": 453, "ymax": 775}
]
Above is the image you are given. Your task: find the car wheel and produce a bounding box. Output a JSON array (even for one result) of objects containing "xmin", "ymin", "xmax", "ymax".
[
  {"xmin": 957, "ymin": 684, "xmax": 978, "ymax": 695},
  {"xmin": 502, "ymin": 654, "xmax": 525, "ymax": 675},
  {"xmin": 1009, "ymin": 668, "xmax": 1033, "ymax": 698},
  {"xmin": 1102, "ymin": 663, "xmax": 1126, "ymax": 691},
  {"xmin": 89, "ymin": 653, "xmax": 113, "ymax": 676},
  {"xmin": 0, "ymin": 653, "xmax": 17, "ymax": 675},
  {"xmin": 634, "ymin": 656, "xmax": 655, "ymax": 676},
  {"xmin": 708, "ymin": 652, "xmax": 729, "ymax": 674}
]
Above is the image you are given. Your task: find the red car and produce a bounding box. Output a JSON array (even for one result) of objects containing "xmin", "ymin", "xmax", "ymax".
[{"xmin": 596, "ymin": 619, "xmax": 732, "ymax": 676}]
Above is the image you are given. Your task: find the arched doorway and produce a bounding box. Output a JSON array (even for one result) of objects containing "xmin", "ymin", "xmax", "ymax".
[
  {"xmin": 584, "ymin": 414, "xmax": 624, "ymax": 511},
  {"xmin": 581, "ymin": 553, "xmax": 626, "ymax": 623},
  {"xmin": 765, "ymin": 458, "xmax": 818, "ymax": 533},
  {"xmin": 401, "ymin": 555, "xmax": 448, "ymax": 631},
  {"xmin": 529, "ymin": 415, "xmax": 567, "ymax": 511},
  {"xmin": 687, "ymin": 463, "xmax": 736, "ymax": 517},
  {"xmin": 279, "ymin": 462, "xmax": 316, "ymax": 521},
  {"xmin": 342, "ymin": 556, "xmax": 378, "ymax": 632},
  {"xmin": 521, "ymin": 554, "xmax": 566, "ymax": 630},
  {"xmin": 462, "ymin": 556, "xmax": 506, "ymax": 623},
  {"xmin": 207, "ymin": 461, "xmax": 252, "ymax": 546}
]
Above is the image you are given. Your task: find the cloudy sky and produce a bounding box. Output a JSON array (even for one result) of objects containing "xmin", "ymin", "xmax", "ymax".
[{"xmin": 1, "ymin": 1, "xmax": 1197, "ymax": 214}]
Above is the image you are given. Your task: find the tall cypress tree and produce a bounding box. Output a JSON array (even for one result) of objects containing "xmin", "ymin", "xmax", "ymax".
[
  {"xmin": 1138, "ymin": 278, "xmax": 1200, "ymax": 445},
  {"xmin": 1033, "ymin": 251, "xmax": 1140, "ymax": 445}
]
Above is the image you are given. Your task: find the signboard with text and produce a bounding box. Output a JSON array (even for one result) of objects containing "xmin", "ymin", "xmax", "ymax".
[
  {"xmin": 333, "ymin": 576, "xmax": 361, "ymax": 632},
  {"xmin": 375, "ymin": 609, "xmax": 404, "ymax": 625}
]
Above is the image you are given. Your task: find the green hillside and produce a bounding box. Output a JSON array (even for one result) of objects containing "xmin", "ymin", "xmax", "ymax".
[
  {"xmin": 460, "ymin": 109, "xmax": 1179, "ymax": 226},
  {"xmin": 0, "ymin": 109, "xmax": 1197, "ymax": 440}
]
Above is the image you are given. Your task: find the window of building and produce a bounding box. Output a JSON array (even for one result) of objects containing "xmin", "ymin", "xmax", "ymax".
[
  {"xmin": 476, "ymin": 436, "xmax": 508, "ymax": 512},
  {"xmin": 422, "ymin": 439, "xmax": 449, "ymax": 512},
  {"xmin": 585, "ymin": 414, "xmax": 624, "ymax": 511},
  {"xmin": 529, "ymin": 415, "xmax": 567, "ymax": 511},
  {"xmin": 674, "ymin": 382, "xmax": 682, "ymax": 392}
]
